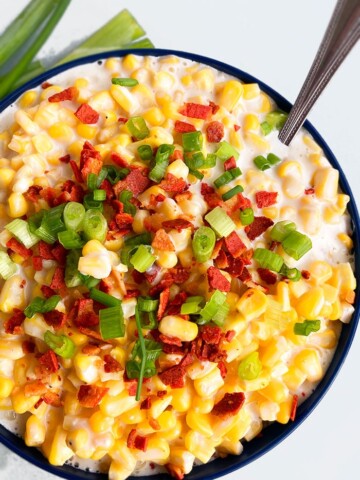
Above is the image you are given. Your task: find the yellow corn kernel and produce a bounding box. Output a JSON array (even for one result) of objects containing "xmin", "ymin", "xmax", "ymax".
[
  {"xmin": 25, "ymin": 415, "xmax": 45, "ymax": 446},
  {"xmin": 48, "ymin": 122, "xmax": 74, "ymax": 142},
  {"xmin": 278, "ymin": 160, "xmax": 303, "ymax": 178},
  {"xmin": 153, "ymin": 71, "xmax": 175, "ymax": 90},
  {"xmin": 169, "ymin": 447, "xmax": 195, "ymax": 475},
  {"xmin": 73, "ymin": 353, "xmax": 101, "ymax": 384},
  {"xmin": 49, "ymin": 426, "xmax": 77, "ymax": 465},
  {"xmin": 122, "ymin": 54, "xmax": 140, "ymax": 71},
  {"xmin": 143, "ymin": 107, "xmax": 165, "ymax": 126},
  {"xmin": 159, "ymin": 315, "xmax": 198, "ymax": 342},
  {"xmin": 308, "ymin": 261, "xmax": 332, "ymax": 284},
  {"xmin": 186, "ymin": 410, "xmax": 213, "ymax": 437},
  {"xmin": 0, "ymin": 157, "xmax": 10, "ymax": 167},
  {"xmin": 260, "ymin": 379, "xmax": 289, "ymax": 404},
  {"xmin": 11, "ymin": 388, "xmax": 40, "ymax": 414},
  {"xmin": 131, "ymin": 209, "xmax": 149, "ymax": 234},
  {"xmin": 219, "ymin": 80, "xmax": 243, "ymax": 111},
  {"xmin": 328, "ymin": 299, "xmax": 342, "ymax": 320},
  {"xmin": 245, "ymin": 131, "xmax": 270, "ymax": 151},
  {"xmin": 337, "ymin": 233, "xmax": 353, "ymax": 249},
  {"xmin": 313, "ymin": 167, "xmax": 339, "ymax": 201},
  {"xmin": 157, "ymin": 410, "xmax": 177, "ymax": 431},
  {"xmin": 185, "ymin": 430, "xmax": 215, "ymax": 464},
  {"xmin": 225, "ymin": 409, "xmax": 251, "ymax": 442},
  {"xmin": 243, "ymin": 113, "xmax": 259, "ymax": 132},
  {"xmin": 194, "ymin": 367, "xmax": 224, "ymax": 397},
  {"xmin": 150, "ymin": 395, "xmax": 173, "ymax": 419},
  {"xmin": 100, "ymin": 391, "xmax": 137, "ymax": 418},
  {"xmin": 296, "ymin": 287, "xmax": 324, "ymax": 320},
  {"xmin": 171, "ymin": 386, "xmax": 192, "ymax": 412},
  {"xmin": 243, "ymin": 83, "xmax": 260, "ymax": 99},
  {"xmin": 259, "ymin": 400, "xmax": 280, "ymax": 421},
  {"xmin": 276, "ymin": 397, "xmax": 293, "ymax": 424},
  {"xmin": 239, "ymin": 372, "xmax": 270, "ymax": 392},
  {"xmin": 135, "ymin": 437, "xmax": 170, "ymax": 464},
  {"xmin": 178, "ymin": 247, "xmax": 193, "ymax": 268},
  {"xmin": 337, "ymin": 194, "xmax": 350, "ymax": 215},
  {"xmin": 293, "ymin": 348, "xmax": 323, "ymax": 382},
  {"xmin": 262, "ymin": 206, "xmax": 279, "ymax": 220},
  {"xmin": 236, "ymin": 288, "xmax": 268, "ymax": 322},
  {"xmin": 261, "ymin": 336, "xmax": 289, "ymax": 368},
  {"xmin": 0, "ymin": 168, "xmax": 15, "ymax": 188},
  {"xmin": 15, "ymin": 110, "xmax": 40, "ymax": 135},
  {"xmin": 105, "ymin": 237, "xmax": 124, "ymax": 252},
  {"xmin": 167, "ymin": 159, "xmax": 189, "ymax": 179},
  {"xmin": 193, "ymin": 69, "xmax": 215, "ymax": 91},
  {"xmin": 149, "ymin": 126, "xmax": 174, "ymax": 146},
  {"xmin": 109, "ymin": 439, "xmax": 137, "ymax": 469},
  {"xmin": 8, "ymin": 192, "xmax": 28, "ymax": 218},
  {"xmin": 109, "ymin": 461, "xmax": 134, "ymax": 480},
  {"xmin": 181, "ymin": 75, "xmax": 192, "ymax": 86},
  {"xmin": 311, "ymin": 329, "xmax": 337, "ymax": 349},
  {"xmin": 156, "ymin": 251, "xmax": 178, "ymax": 269},
  {"xmin": 303, "ymin": 134, "xmax": 321, "ymax": 152},
  {"xmin": 329, "ymin": 263, "xmax": 356, "ymax": 294},
  {"xmin": 229, "ymin": 129, "xmax": 244, "ymax": 150},
  {"xmin": 120, "ymin": 405, "xmax": 146, "ymax": 424},
  {"xmin": 77, "ymin": 124, "xmax": 97, "ymax": 140},
  {"xmin": 0, "ymin": 275, "xmax": 27, "ymax": 313},
  {"xmin": 258, "ymin": 92, "xmax": 272, "ymax": 113},
  {"xmin": 0, "ymin": 377, "xmax": 14, "ymax": 398},
  {"xmin": 32, "ymin": 133, "xmax": 53, "ymax": 154},
  {"xmin": 19, "ymin": 90, "xmax": 38, "ymax": 108},
  {"xmin": 110, "ymin": 84, "xmax": 139, "ymax": 115},
  {"xmin": 89, "ymin": 411, "xmax": 114, "ymax": 434}
]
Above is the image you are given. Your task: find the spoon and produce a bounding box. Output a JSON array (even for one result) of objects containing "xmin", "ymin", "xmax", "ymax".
[{"xmin": 278, "ymin": 0, "xmax": 360, "ymax": 146}]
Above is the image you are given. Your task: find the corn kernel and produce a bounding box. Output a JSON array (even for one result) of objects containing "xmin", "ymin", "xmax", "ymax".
[
  {"xmin": 156, "ymin": 251, "xmax": 178, "ymax": 269},
  {"xmin": 110, "ymin": 85, "xmax": 139, "ymax": 115},
  {"xmin": 337, "ymin": 233, "xmax": 353, "ymax": 249},
  {"xmin": 193, "ymin": 367, "xmax": 224, "ymax": 397},
  {"xmin": 171, "ymin": 386, "xmax": 192, "ymax": 412},
  {"xmin": 293, "ymin": 348, "xmax": 323, "ymax": 381},
  {"xmin": 236, "ymin": 288, "xmax": 268, "ymax": 322},
  {"xmin": 0, "ymin": 168, "xmax": 15, "ymax": 188},
  {"xmin": 185, "ymin": 430, "xmax": 215, "ymax": 464},
  {"xmin": 48, "ymin": 122, "xmax": 74, "ymax": 142},
  {"xmin": 186, "ymin": 410, "xmax": 213, "ymax": 437},
  {"xmin": 77, "ymin": 124, "xmax": 97, "ymax": 140},
  {"xmin": 260, "ymin": 379, "xmax": 289, "ymax": 404},
  {"xmin": 0, "ymin": 377, "xmax": 14, "ymax": 398},
  {"xmin": 193, "ymin": 69, "xmax": 215, "ymax": 91},
  {"xmin": 0, "ymin": 275, "xmax": 26, "ymax": 313},
  {"xmin": 243, "ymin": 83, "xmax": 260, "ymax": 99},
  {"xmin": 8, "ymin": 192, "xmax": 28, "ymax": 218},
  {"xmin": 89, "ymin": 411, "xmax": 114, "ymax": 434},
  {"xmin": 219, "ymin": 80, "xmax": 243, "ymax": 111},
  {"xmin": 181, "ymin": 75, "xmax": 192, "ymax": 86},
  {"xmin": 122, "ymin": 54, "xmax": 140, "ymax": 71},
  {"xmin": 143, "ymin": 107, "xmax": 165, "ymax": 126},
  {"xmin": 243, "ymin": 113, "xmax": 259, "ymax": 132},
  {"xmin": 296, "ymin": 287, "xmax": 324, "ymax": 320},
  {"xmin": 25, "ymin": 415, "xmax": 45, "ymax": 446},
  {"xmin": 166, "ymin": 159, "xmax": 189, "ymax": 179},
  {"xmin": 19, "ymin": 91, "xmax": 38, "ymax": 108},
  {"xmin": 159, "ymin": 316, "xmax": 198, "ymax": 342}
]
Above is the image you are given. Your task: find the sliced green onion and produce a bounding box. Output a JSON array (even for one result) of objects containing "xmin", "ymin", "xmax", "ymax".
[
  {"xmin": 214, "ymin": 171, "xmax": 233, "ymax": 188},
  {"xmin": 270, "ymin": 220, "xmax": 297, "ymax": 242},
  {"xmin": 84, "ymin": 193, "xmax": 103, "ymax": 211},
  {"xmin": 44, "ymin": 330, "xmax": 75, "ymax": 359},
  {"xmin": 189, "ymin": 169, "xmax": 204, "ymax": 180},
  {"xmin": 130, "ymin": 245, "xmax": 156, "ymax": 273},
  {"xmin": 126, "ymin": 116, "xmax": 149, "ymax": 140},
  {"xmin": 254, "ymin": 155, "xmax": 271, "ymax": 171},
  {"xmin": 182, "ymin": 131, "xmax": 203, "ymax": 152},
  {"xmin": 137, "ymin": 144, "xmax": 153, "ymax": 161},
  {"xmin": 180, "ymin": 301, "xmax": 202, "ymax": 315},
  {"xmin": 138, "ymin": 296, "xmax": 159, "ymax": 312},
  {"xmin": 119, "ymin": 190, "xmax": 136, "ymax": 216},
  {"xmin": 90, "ymin": 288, "xmax": 121, "ymax": 307},
  {"xmin": 35, "ymin": 204, "xmax": 66, "ymax": 244},
  {"xmin": 63, "ymin": 202, "xmax": 86, "ymax": 232},
  {"xmin": 93, "ymin": 189, "xmax": 106, "ymax": 202},
  {"xmin": 267, "ymin": 153, "xmax": 281, "ymax": 165},
  {"xmin": 222, "ymin": 185, "xmax": 244, "ymax": 201},
  {"xmin": 253, "ymin": 248, "xmax": 284, "ymax": 273},
  {"xmin": 205, "ymin": 207, "xmax": 236, "ymax": 238},
  {"xmin": 185, "ymin": 296, "xmax": 205, "ymax": 304},
  {"xmin": 79, "ymin": 273, "xmax": 100, "ymax": 289},
  {"xmin": 102, "ymin": 165, "xmax": 129, "ymax": 185},
  {"xmin": 28, "ymin": 210, "xmax": 45, "ymax": 234},
  {"xmin": 6, "ymin": 219, "xmax": 39, "ymax": 248},
  {"xmin": 100, "ymin": 305, "xmax": 125, "ymax": 340},
  {"xmin": 212, "ymin": 302, "xmax": 230, "ymax": 326},
  {"xmin": 148, "ymin": 144, "xmax": 175, "ymax": 182},
  {"xmin": 120, "ymin": 245, "xmax": 139, "ymax": 266},
  {"xmin": 199, "ymin": 290, "xmax": 227, "ymax": 323},
  {"xmin": 238, "ymin": 352, "xmax": 262, "ymax": 380},
  {"xmin": 125, "ymin": 232, "xmax": 152, "ymax": 247},
  {"xmin": 112, "ymin": 77, "xmax": 139, "ymax": 87},
  {"xmin": 294, "ymin": 320, "xmax": 321, "ymax": 336},
  {"xmin": 65, "ymin": 249, "xmax": 82, "ymax": 288},
  {"xmin": 260, "ymin": 121, "xmax": 273, "ymax": 136},
  {"xmin": 282, "ymin": 231, "xmax": 312, "ymax": 260},
  {"xmin": 185, "ymin": 152, "xmax": 205, "ymax": 170},
  {"xmin": 83, "ymin": 209, "xmax": 108, "ymax": 243},
  {"xmin": 24, "ymin": 295, "xmax": 61, "ymax": 318},
  {"xmin": 283, "ymin": 266, "xmax": 301, "ymax": 282},
  {"xmin": 265, "ymin": 111, "xmax": 288, "ymax": 131},
  {"xmin": 58, "ymin": 230, "xmax": 85, "ymax": 250},
  {"xmin": 240, "ymin": 208, "xmax": 254, "ymax": 226},
  {"xmin": 203, "ymin": 153, "xmax": 217, "ymax": 168},
  {"xmin": 87, "ymin": 172, "xmax": 98, "ymax": 191},
  {"xmin": 192, "ymin": 226, "xmax": 216, "ymax": 263},
  {"xmin": 0, "ymin": 251, "xmax": 17, "ymax": 280},
  {"xmin": 136, "ymin": 309, "xmax": 157, "ymax": 329},
  {"xmin": 216, "ymin": 141, "xmax": 239, "ymax": 161}
]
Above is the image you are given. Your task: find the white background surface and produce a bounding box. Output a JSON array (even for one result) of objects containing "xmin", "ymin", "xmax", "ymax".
[{"xmin": 0, "ymin": 1, "xmax": 359, "ymax": 479}]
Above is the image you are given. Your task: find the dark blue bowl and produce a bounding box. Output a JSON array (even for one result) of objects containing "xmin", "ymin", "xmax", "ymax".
[{"xmin": 0, "ymin": 49, "xmax": 359, "ymax": 480}]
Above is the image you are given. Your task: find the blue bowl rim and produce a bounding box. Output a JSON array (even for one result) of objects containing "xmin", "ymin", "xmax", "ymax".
[{"xmin": 0, "ymin": 48, "xmax": 359, "ymax": 480}]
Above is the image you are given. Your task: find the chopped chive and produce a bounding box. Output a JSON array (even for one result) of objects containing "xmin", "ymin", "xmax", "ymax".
[
  {"xmin": 260, "ymin": 121, "xmax": 273, "ymax": 136},
  {"xmin": 199, "ymin": 290, "xmax": 227, "ymax": 324},
  {"xmin": 214, "ymin": 171, "xmax": 233, "ymax": 188},
  {"xmin": 93, "ymin": 189, "xmax": 107, "ymax": 201},
  {"xmin": 270, "ymin": 221, "xmax": 297, "ymax": 242},
  {"xmin": 216, "ymin": 141, "xmax": 239, "ymax": 161},
  {"xmin": 6, "ymin": 219, "xmax": 39, "ymax": 248},
  {"xmin": 87, "ymin": 172, "xmax": 98, "ymax": 191},
  {"xmin": 126, "ymin": 116, "xmax": 149, "ymax": 140},
  {"xmin": 238, "ymin": 352, "xmax": 262, "ymax": 380},
  {"xmin": 180, "ymin": 301, "xmax": 202, "ymax": 315},
  {"xmin": 137, "ymin": 144, "xmax": 153, "ymax": 161},
  {"xmin": 282, "ymin": 231, "xmax": 312, "ymax": 260},
  {"xmin": 254, "ymin": 155, "xmax": 271, "ymax": 171},
  {"xmin": 63, "ymin": 202, "xmax": 85, "ymax": 232},
  {"xmin": 100, "ymin": 306, "xmax": 125, "ymax": 340},
  {"xmin": 125, "ymin": 232, "xmax": 152, "ymax": 247},
  {"xmin": 267, "ymin": 153, "xmax": 281, "ymax": 165},
  {"xmin": 253, "ymin": 248, "xmax": 284, "ymax": 273},
  {"xmin": 222, "ymin": 185, "xmax": 244, "ymax": 201},
  {"xmin": 0, "ymin": 251, "xmax": 17, "ymax": 280},
  {"xmin": 119, "ymin": 190, "xmax": 136, "ymax": 215},
  {"xmin": 102, "ymin": 165, "xmax": 129, "ymax": 185},
  {"xmin": 182, "ymin": 131, "xmax": 203, "ymax": 152},
  {"xmin": 192, "ymin": 226, "xmax": 216, "ymax": 263},
  {"xmin": 83, "ymin": 209, "xmax": 108, "ymax": 243},
  {"xmin": 205, "ymin": 207, "xmax": 236, "ymax": 238},
  {"xmin": 24, "ymin": 295, "xmax": 61, "ymax": 318},
  {"xmin": 138, "ymin": 296, "xmax": 159, "ymax": 313},
  {"xmin": 294, "ymin": 320, "xmax": 321, "ymax": 336},
  {"xmin": 44, "ymin": 331, "xmax": 75, "ymax": 358},
  {"xmin": 130, "ymin": 245, "xmax": 156, "ymax": 273},
  {"xmin": 65, "ymin": 249, "xmax": 82, "ymax": 288},
  {"xmin": 265, "ymin": 111, "xmax": 288, "ymax": 130},
  {"xmin": 90, "ymin": 288, "xmax": 121, "ymax": 307},
  {"xmin": 189, "ymin": 168, "xmax": 204, "ymax": 180},
  {"xmin": 112, "ymin": 77, "xmax": 139, "ymax": 87},
  {"xmin": 240, "ymin": 208, "xmax": 254, "ymax": 226},
  {"xmin": 84, "ymin": 193, "xmax": 103, "ymax": 211},
  {"xmin": 148, "ymin": 144, "xmax": 174, "ymax": 182},
  {"xmin": 212, "ymin": 302, "xmax": 230, "ymax": 326},
  {"xmin": 58, "ymin": 230, "xmax": 85, "ymax": 250}
]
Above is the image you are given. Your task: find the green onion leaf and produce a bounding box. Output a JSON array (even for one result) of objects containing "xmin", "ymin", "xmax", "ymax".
[
  {"xmin": 282, "ymin": 231, "xmax": 312, "ymax": 260},
  {"xmin": 137, "ymin": 144, "xmax": 153, "ymax": 161},
  {"xmin": 254, "ymin": 155, "xmax": 271, "ymax": 171},
  {"xmin": 125, "ymin": 232, "xmax": 152, "ymax": 247},
  {"xmin": 87, "ymin": 173, "xmax": 98, "ymax": 191},
  {"xmin": 253, "ymin": 248, "xmax": 284, "ymax": 273},
  {"xmin": 130, "ymin": 245, "xmax": 155, "ymax": 273},
  {"xmin": 199, "ymin": 290, "xmax": 227, "ymax": 323},
  {"xmin": 6, "ymin": 219, "xmax": 39, "ymax": 248},
  {"xmin": 192, "ymin": 226, "xmax": 216, "ymax": 263},
  {"xmin": 102, "ymin": 165, "xmax": 129, "ymax": 185},
  {"xmin": 93, "ymin": 189, "xmax": 107, "ymax": 202},
  {"xmin": 182, "ymin": 131, "xmax": 203, "ymax": 152},
  {"xmin": 238, "ymin": 352, "xmax": 262, "ymax": 380},
  {"xmin": 84, "ymin": 193, "xmax": 104, "ymax": 211},
  {"xmin": 294, "ymin": 320, "xmax": 321, "ymax": 336},
  {"xmin": 148, "ymin": 144, "xmax": 175, "ymax": 183},
  {"xmin": 260, "ymin": 121, "xmax": 273, "ymax": 136},
  {"xmin": 65, "ymin": 250, "xmax": 82, "ymax": 288},
  {"xmin": 112, "ymin": 78, "xmax": 139, "ymax": 87},
  {"xmin": 119, "ymin": 190, "xmax": 136, "ymax": 216},
  {"xmin": 63, "ymin": 202, "xmax": 86, "ymax": 232},
  {"xmin": 240, "ymin": 208, "xmax": 254, "ymax": 226},
  {"xmin": 216, "ymin": 141, "xmax": 239, "ymax": 161},
  {"xmin": 180, "ymin": 301, "xmax": 202, "ymax": 315},
  {"xmin": 212, "ymin": 302, "xmax": 230, "ymax": 326},
  {"xmin": 270, "ymin": 220, "xmax": 297, "ymax": 242},
  {"xmin": 24, "ymin": 295, "xmax": 61, "ymax": 318},
  {"xmin": 100, "ymin": 305, "xmax": 125, "ymax": 340},
  {"xmin": 90, "ymin": 288, "xmax": 121, "ymax": 307},
  {"xmin": 0, "ymin": 251, "xmax": 17, "ymax": 280},
  {"xmin": 83, "ymin": 209, "xmax": 108, "ymax": 243},
  {"xmin": 44, "ymin": 330, "xmax": 75, "ymax": 358},
  {"xmin": 265, "ymin": 111, "xmax": 288, "ymax": 130},
  {"xmin": 126, "ymin": 116, "xmax": 149, "ymax": 140},
  {"xmin": 205, "ymin": 207, "xmax": 236, "ymax": 238},
  {"xmin": 267, "ymin": 153, "xmax": 281, "ymax": 165},
  {"xmin": 58, "ymin": 230, "xmax": 85, "ymax": 250},
  {"xmin": 222, "ymin": 185, "xmax": 244, "ymax": 201},
  {"xmin": 189, "ymin": 168, "xmax": 204, "ymax": 180},
  {"xmin": 138, "ymin": 296, "xmax": 159, "ymax": 313}
]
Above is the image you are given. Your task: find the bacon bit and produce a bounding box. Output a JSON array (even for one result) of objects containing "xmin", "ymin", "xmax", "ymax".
[
  {"xmin": 81, "ymin": 156, "xmax": 103, "ymax": 181},
  {"xmin": 6, "ymin": 238, "xmax": 32, "ymax": 259},
  {"xmin": 31, "ymin": 256, "xmax": 42, "ymax": 271},
  {"xmin": 111, "ymin": 152, "xmax": 131, "ymax": 168},
  {"xmin": 209, "ymin": 101, "xmax": 220, "ymax": 114},
  {"xmin": 191, "ymin": 337, "xmax": 227, "ymax": 363},
  {"xmin": 257, "ymin": 268, "xmax": 277, "ymax": 285},
  {"xmin": 290, "ymin": 394, "xmax": 298, "ymax": 421},
  {"xmin": 127, "ymin": 429, "xmax": 148, "ymax": 451},
  {"xmin": 269, "ymin": 241, "xmax": 280, "ymax": 252},
  {"xmin": 41, "ymin": 81, "xmax": 53, "ymax": 89},
  {"xmin": 170, "ymin": 149, "xmax": 183, "ymax": 162},
  {"xmin": 42, "ymin": 391, "xmax": 63, "ymax": 407},
  {"xmin": 214, "ymin": 250, "xmax": 229, "ymax": 270},
  {"xmin": 74, "ymin": 299, "xmax": 99, "ymax": 328},
  {"xmin": 77, "ymin": 327, "xmax": 103, "ymax": 342},
  {"xmin": 179, "ymin": 102, "xmax": 212, "ymax": 120},
  {"xmin": 115, "ymin": 213, "xmax": 134, "ymax": 230},
  {"xmin": 166, "ymin": 291, "xmax": 188, "ymax": 316},
  {"xmin": 59, "ymin": 154, "xmax": 71, "ymax": 163},
  {"xmin": 24, "ymin": 380, "xmax": 47, "ymax": 398},
  {"xmin": 239, "ymin": 266, "xmax": 252, "ymax": 283},
  {"xmin": 224, "ymin": 231, "xmax": 246, "ymax": 258},
  {"xmin": 234, "ymin": 124, "xmax": 241, "ymax": 132},
  {"xmin": 149, "ymin": 418, "xmax": 161, "ymax": 430},
  {"xmin": 124, "ymin": 289, "xmax": 141, "ymax": 299},
  {"xmin": 50, "ymin": 267, "xmax": 66, "ymax": 291},
  {"xmin": 104, "ymin": 354, "xmax": 122, "ymax": 373},
  {"xmin": 51, "ymin": 244, "xmax": 67, "ymax": 265},
  {"xmin": 217, "ymin": 361, "xmax": 227, "ymax": 379},
  {"xmin": 301, "ymin": 270, "xmax": 311, "ymax": 280},
  {"xmin": 255, "ymin": 191, "xmax": 278, "ymax": 208},
  {"xmin": 159, "ymin": 173, "xmax": 188, "ymax": 194},
  {"xmin": 152, "ymin": 229, "xmax": 175, "ymax": 251},
  {"xmin": 158, "ymin": 287, "xmax": 170, "ymax": 320},
  {"xmin": 168, "ymin": 267, "xmax": 191, "ymax": 284},
  {"xmin": 200, "ymin": 182, "xmax": 223, "ymax": 209},
  {"xmin": 245, "ymin": 216, "xmax": 274, "ymax": 240},
  {"xmin": 41, "ymin": 285, "xmax": 56, "ymax": 299},
  {"xmin": 158, "ymin": 365, "xmax": 186, "ymax": 388},
  {"xmin": 114, "ymin": 168, "xmax": 150, "ymax": 197},
  {"xmin": 305, "ymin": 187, "xmax": 315, "ymax": 195},
  {"xmin": 24, "ymin": 185, "xmax": 43, "ymax": 202},
  {"xmin": 166, "ymin": 465, "xmax": 185, "ymax": 480},
  {"xmin": 118, "ymin": 116, "xmax": 128, "ymax": 124},
  {"xmin": 224, "ymin": 156, "xmax": 236, "ymax": 171},
  {"xmin": 43, "ymin": 310, "xmax": 66, "ymax": 330},
  {"xmin": 211, "ymin": 392, "xmax": 245, "ymax": 418},
  {"xmin": 207, "ymin": 266, "xmax": 231, "ymax": 292},
  {"xmin": 210, "ymin": 239, "xmax": 223, "ymax": 260},
  {"xmin": 159, "ymin": 334, "xmax": 182, "ymax": 347},
  {"xmin": 162, "ymin": 218, "xmax": 193, "ymax": 232},
  {"xmin": 82, "ymin": 344, "xmax": 101, "ymax": 355},
  {"xmin": 78, "ymin": 385, "xmax": 109, "ymax": 408},
  {"xmin": 69, "ymin": 160, "xmax": 84, "ymax": 183},
  {"xmin": 206, "ymin": 121, "xmax": 224, "ymax": 143},
  {"xmin": 155, "ymin": 390, "xmax": 166, "ymax": 399},
  {"xmin": 38, "ymin": 241, "xmax": 54, "ymax": 260},
  {"xmin": 75, "ymin": 103, "xmax": 100, "ymax": 124},
  {"xmin": 201, "ymin": 326, "xmax": 223, "ymax": 345},
  {"xmin": 48, "ymin": 86, "xmax": 78, "ymax": 103},
  {"xmin": 22, "ymin": 340, "xmax": 35, "ymax": 354},
  {"xmin": 174, "ymin": 120, "xmax": 196, "ymax": 133},
  {"xmin": 225, "ymin": 256, "xmax": 244, "ymax": 278},
  {"xmin": 140, "ymin": 397, "xmax": 152, "ymax": 410},
  {"xmin": 39, "ymin": 350, "xmax": 59, "ymax": 373},
  {"xmin": 224, "ymin": 330, "xmax": 236, "ymax": 342},
  {"xmin": 4, "ymin": 309, "xmax": 25, "ymax": 334}
]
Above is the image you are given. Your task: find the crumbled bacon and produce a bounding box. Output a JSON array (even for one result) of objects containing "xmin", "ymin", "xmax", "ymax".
[
  {"xmin": 24, "ymin": 380, "xmax": 48, "ymax": 398},
  {"xmin": 200, "ymin": 182, "xmax": 223, "ymax": 209},
  {"xmin": 168, "ymin": 267, "xmax": 190, "ymax": 284},
  {"xmin": 22, "ymin": 340, "xmax": 35, "ymax": 354},
  {"xmin": 174, "ymin": 120, "xmax": 196, "ymax": 133},
  {"xmin": 73, "ymin": 298, "xmax": 99, "ymax": 328},
  {"xmin": 305, "ymin": 187, "xmax": 315, "ymax": 195},
  {"xmin": 111, "ymin": 152, "xmax": 130, "ymax": 168},
  {"xmin": 42, "ymin": 391, "xmax": 63, "ymax": 407},
  {"xmin": 224, "ymin": 231, "xmax": 246, "ymax": 258},
  {"xmin": 159, "ymin": 174, "xmax": 188, "ymax": 194},
  {"xmin": 258, "ymin": 268, "xmax": 277, "ymax": 285},
  {"xmin": 158, "ymin": 365, "xmax": 186, "ymax": 388},
  {"xmin": 6, "ymin": 238, "xmax": 32, "ymax": 259},
  {"xmin": 39, "ymin": 350, "xmax": 59, "ymax": 373},
  {"xmin": 114, "ymin": 168, "xmax": 150, "ymax": 196},
  {"xmin": 69, "ymin": 160, "xmax": 84, "ymax": 183},
  {"xmin": 214, "ymin": 249, "xmax": 229, "ymax": 269},
  {"xmin": 159, "ymin": 334, "xmax": 182, "ymax": 347},
  {"xmin": 82, "ymin": 344, "xmax": 101, "ymax": 355},
  {"xmin": 224, "ymin": 156, "xmax": 236, "ymax": 171},
  {"xmin": 115, "ymin": 213, "xmax": 134, "ymax": 230},
  {"xmin": 43, "ymin": 310, "xmax": 66, "ymax": 330},
  {"xmin": 224, "ymin": 330, "xmax": 236, "ymax": 342},
  {"xmin": 234, "ymin": 124, "xmax": 241, "ymax": 132},
  {"xmin": 245, "ymin": 216, "xmax": 274, "ymax": 240},
  {"xmin": 179, "ymin": 102, "xmax": 212, "ymax": 120},
  {"xmin": 162, "ymin": 219, "xmax": 194, "ymax": 231},
  {"xmin": 50, "ymin": 267, "xmax": 66, "ymax": 291},
  {"xmin": 157, "ymin": 287, "xmax": 170, "ymax": 320},
  {"xmin": 239, "ymin": 266, "xmax": 252, "ymax": 283},
  {"xmin": 77, "ymin": 326, "xmax": 103, "ymax": 342},
  {"xmin": 59, "ymin": 154, "xmax": 71, "ymax": 163},
  {"xmin": 38, "ymin": 241, "xmax": 54, "ymax": 260},
  {"xmin": 290, "ymin": 394, "xmax": 298, "ymax": 421},
  {"xmin": 255, "ymin": 191, "xmax": 278, "ymax": 208},
  {"xmin": 207, "ymin": 266, "xmax": 231, "ymax": 292},
  {"xmin": 78, "ymin": 385, "xmax": 109, "ymax": 408},
  {"xmin": 179, "ymin": 353, "xmax": 194, "ymax": 367},
  {"xmin": 166, "ymin": 465, "xmax": 185, "ymax": 480},
  {"xmin": 166, "ymin": 291, "xmax": 188, "ymax": 315},
  {"xmin": 140, "ymin": 397, "xmax": 152, "ymax": 410},
  {"xmin": 301, "ymin": 270, "xmax": 311, "ymax": 280},
  {"xmin": 48, "ymin": 86, "xmax": 78, "ymax": 103},
  {"xmin": 24, "ymin": 185, "xmax": 43, "ymax": 202},
  {"xmin": 209, "ymin": 101, "xmax": 220, "ymax": 114},
  {"xmin": 217, "ymin": 361, "xmax": 227, "ymax": 379},
  {"xmin": 127, "ymin": 429, "xmax": 148, "ymax": 451},
  {"xmin": 211, "ymin": 392, "xmax": 245, "ymax": 418},
  {"xmin": 41, "ymin": 285, "xmax": 56, "ymax": 299},
  {"xmin": 104, "ymin": 354, "xmax": 122, "ymax": 373},
  {"xmin": 51, "ymin": 244, "xmax": 67, "ymax": 265},
  {"xmin": 75, "ymin": 103, "xmax": 99, "ymax": 124},
  {"xmin": 201, "ymin": 326, "xmax": 222, "ymax": 345},
  {"xmin": 225, "ymin": 256, "xmax": 244, "ymax": 277},
  {"xmin": 206, "ymin": 121, "xmax": 224, "ymax": 143},
  {"xmin": 4, "ymin": 309, "xmax": 25, "ymax": 334}
]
